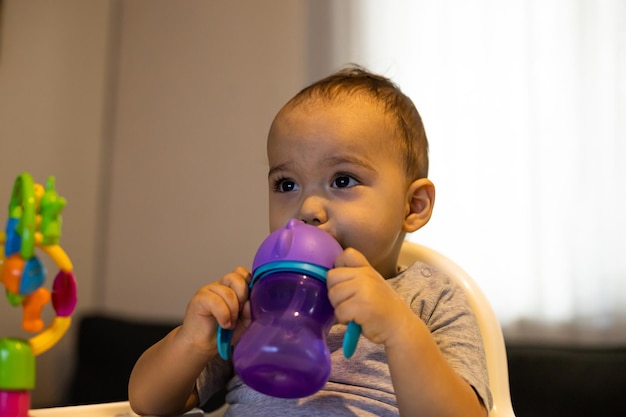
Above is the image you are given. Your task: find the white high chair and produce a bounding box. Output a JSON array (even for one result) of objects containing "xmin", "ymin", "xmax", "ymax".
[{"xmin": 399, "ymin": 240, "xmax": 516, "ymax": 417}]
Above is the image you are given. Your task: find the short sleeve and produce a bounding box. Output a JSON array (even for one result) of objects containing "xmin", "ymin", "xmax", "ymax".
[{"xmin": 393, "ymin": 262, "xmax": 493, "ymax": 411}]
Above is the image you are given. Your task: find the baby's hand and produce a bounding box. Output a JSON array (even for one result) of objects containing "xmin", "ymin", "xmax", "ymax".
[
  {"xmin": 177, "ymin": 266, "xmax": 252, "ymax": 353},
  {"xmin": 327, "ymin": 248, "xmax": 412, "ymax": 347}
]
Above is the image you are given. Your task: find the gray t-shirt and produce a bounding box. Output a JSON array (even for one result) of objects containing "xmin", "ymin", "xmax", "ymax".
[{"xmin": 197, "ymin": 261, "xmax": 493, "ymax": 416}]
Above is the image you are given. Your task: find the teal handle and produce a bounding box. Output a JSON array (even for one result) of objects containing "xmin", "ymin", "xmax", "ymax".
[
  {"xmin": 342, "ymin": 321, "xmax": 361, "ymax": 358},
  {"xmin": 217, "ymin": 326, "xmax": 232, "ymax": 360}
]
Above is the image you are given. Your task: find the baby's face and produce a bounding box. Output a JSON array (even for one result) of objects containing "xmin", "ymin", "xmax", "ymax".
[{"xmin": 266, "ymin": 98, "xmax": 411, "ymax": 278}]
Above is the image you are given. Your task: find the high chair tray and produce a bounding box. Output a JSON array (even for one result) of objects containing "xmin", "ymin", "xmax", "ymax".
[{"xmin": 30, "ymin": 401, "xmax": 208, "ymax": 417}]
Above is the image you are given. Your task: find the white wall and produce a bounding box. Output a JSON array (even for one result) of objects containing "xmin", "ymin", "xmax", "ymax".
[{"xmin": 0, "ymin": 0, "xmax": 343, "ymax": 407}]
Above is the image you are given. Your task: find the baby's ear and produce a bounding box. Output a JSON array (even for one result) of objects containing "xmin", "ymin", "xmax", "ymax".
[{"xmin": 403, "ymin": 178, "xmax": 435, "ymax": 233}]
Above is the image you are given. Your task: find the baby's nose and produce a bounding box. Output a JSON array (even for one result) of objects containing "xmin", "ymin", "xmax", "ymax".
[{"xmin": 299, "ymin": 195, "xmax": 327, "ymax": 226}]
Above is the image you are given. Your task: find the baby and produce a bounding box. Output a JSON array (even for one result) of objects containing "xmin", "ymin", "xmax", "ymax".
[{"xmin": 129, "ymin": 65, "xmax": 491, "ymax": 417}]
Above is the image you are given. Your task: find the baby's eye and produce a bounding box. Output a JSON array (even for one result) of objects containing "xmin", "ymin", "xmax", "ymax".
[
  {"xmin": 332, "ymin": 175, "xmax": 359, "ymax": 188},
  {"xmin": 273, "ymin": 178, "xmax": 299, "ymax": 192}
]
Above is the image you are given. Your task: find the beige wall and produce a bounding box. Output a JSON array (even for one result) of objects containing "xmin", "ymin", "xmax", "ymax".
[
  {"xmin": 0, "ymin": 0, "xmax": 345, "ymax": 407},
  {"xmin": 100, "ymin": 0, "xmax": 307, "ymax": 320},
  {"xmin": 0, "ymin": 0, "xmax": 112, "ymax": 407}
]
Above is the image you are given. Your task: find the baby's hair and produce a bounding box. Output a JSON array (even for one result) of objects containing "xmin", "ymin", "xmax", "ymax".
[{"xmin": 284, "ymin": 64, "xmax": 429, "ymax": 180}]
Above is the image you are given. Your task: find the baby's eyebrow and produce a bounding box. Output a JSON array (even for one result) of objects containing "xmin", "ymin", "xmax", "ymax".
[
  {"xmin": 268, "ymin": 163, "xmax": 290, "ymax": 178},
  {"xmin": 322, "ymin": 155, "xmax": 375, "ymax": 171},
  {"xmin": 268, "ymin": 155, "xmax": 375, "ymax": 178}
]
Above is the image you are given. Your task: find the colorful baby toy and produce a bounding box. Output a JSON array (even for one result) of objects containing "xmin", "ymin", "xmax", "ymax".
[
  {"xmin": 217, "ymin": 219, "xmax": 361, "ymax": 398},
  {"xmin": 0, "ymin": 173, "xmax": 77, "ymax": 417}
]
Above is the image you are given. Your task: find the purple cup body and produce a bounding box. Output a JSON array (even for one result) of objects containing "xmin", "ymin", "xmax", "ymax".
[
  {"xmin": 233, "ymin": 271, "xmax": 335, "ymax": 398},
  {"xmin": 232, "ymin": 219, "xmax": 343, "ymax": 398}
]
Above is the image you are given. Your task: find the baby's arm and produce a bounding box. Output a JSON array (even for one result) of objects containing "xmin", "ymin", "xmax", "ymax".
[
  {"xmin": 327, "ymin": 249, "xmax": 487, "ymax": 417},
  {"xmin": 128, "ymin": 267, "xmax": 251, "ymax": 416}
]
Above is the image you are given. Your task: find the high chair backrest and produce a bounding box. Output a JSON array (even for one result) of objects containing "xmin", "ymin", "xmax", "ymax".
[{"xmin": 399, "ymin": 240, "xmax": 516, "ymax": 417}]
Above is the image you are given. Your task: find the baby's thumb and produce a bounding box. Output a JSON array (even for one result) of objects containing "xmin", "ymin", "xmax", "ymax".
[{"xmin": 334, "ymin": 247, "xmax": 370, "ymax": 269}]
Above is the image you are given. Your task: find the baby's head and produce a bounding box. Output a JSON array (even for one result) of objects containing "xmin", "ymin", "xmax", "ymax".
[
  {"xmin": 277, "ymin": 65, "xmax": 429, "ymax": 182},
  {"xmin": 267, "ymin": 65, "xmax": 434, "ymax": 277}
]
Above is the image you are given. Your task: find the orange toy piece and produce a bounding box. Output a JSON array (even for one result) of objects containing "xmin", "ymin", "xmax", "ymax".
[
  {"xmin": 0, "ymin": 254, "xmax": 24, "ymax": 296},
  {"xmin": 21, "ymin": 288, "xmax": 51, "ymax": 333}
]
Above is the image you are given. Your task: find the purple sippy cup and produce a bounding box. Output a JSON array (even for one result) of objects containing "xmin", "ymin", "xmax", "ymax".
[{"xmin": 217, "ymin": 219, "xmax": 361, "ymax": 398}]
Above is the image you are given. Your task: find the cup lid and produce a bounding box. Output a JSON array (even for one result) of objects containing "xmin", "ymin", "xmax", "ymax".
[{"xmin": 252, "ymin": 219, "xmax": 342, "ymax": 274}]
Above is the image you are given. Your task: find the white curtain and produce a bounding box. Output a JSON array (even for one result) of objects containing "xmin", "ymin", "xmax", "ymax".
[{"xmin": 335, "ymin": 0, "xmax": 626, "ymax": 340}]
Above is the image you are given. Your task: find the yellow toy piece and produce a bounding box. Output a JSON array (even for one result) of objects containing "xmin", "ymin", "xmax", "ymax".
[
  {"xmin": 28, "ymin": 316, "xmax": 72, "ymax": 356},
  {"xmin": 35, "ymin": 233, "xmax": 73, "ymax": 272}
]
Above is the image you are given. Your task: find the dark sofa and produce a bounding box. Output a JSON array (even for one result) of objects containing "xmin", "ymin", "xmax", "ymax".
[
  {"xmin": 66, "ymin": 314, "xmax": 626, "ymax": 416},
  {"xmin": 66, "ymin": 314, "xmax": 178, "ymax": 406},
  {"xmin": 506, "ymin": 344, "xmax": 626, "ymax": 416}
]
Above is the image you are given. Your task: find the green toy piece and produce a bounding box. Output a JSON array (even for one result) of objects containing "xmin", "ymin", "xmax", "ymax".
[
  {"xmin": 39, "ymin": 176, "xmax": 66, "ymax": 246},
  {"xmin": 0, "ymin": 338, "xmax": 36, "ymax": 390},
  {"xmin": 9, "ymin": 173, "xmax": 36, "ymax": 259}
]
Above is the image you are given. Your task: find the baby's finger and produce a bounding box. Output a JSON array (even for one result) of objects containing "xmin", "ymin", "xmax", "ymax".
[
  {"xmin": 231, "ymin": 266, "xmax": 253, "ymax": 285},
  {"xmin": 190, "ymin": 284, "xmax": 239, "ymax": 329},
  {"xmin": 215, "ymin": 289, "xmax": 242, "ymax": 329},
  {"xmin": 220, "ymin": 267, "xmax": 251, "ymax": 308},
  {"xmin": 333, "ymin": 247, "xmax": 370, "ymax": 269},
  {"xmin": 328, "ymin": 248, "xmax": 370, "ymax": 289}
]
